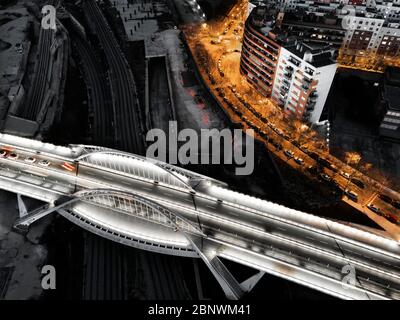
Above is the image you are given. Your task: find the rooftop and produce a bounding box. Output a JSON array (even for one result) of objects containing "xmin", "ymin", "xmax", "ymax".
[
  {"xmin": 248, "ymin": 6, "xmax": 336, "ymax": 67},
  {"xmin": 281, "ymin": 11, "xmax": 345, "ymax": 30},
  {"xmin": 286, "ymin": 41, "xmax": 336, "ymax": 67}
]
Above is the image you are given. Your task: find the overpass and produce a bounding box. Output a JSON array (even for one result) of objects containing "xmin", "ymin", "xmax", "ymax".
[{"xmin": 0, "ymin": 133, "xmax": 399, "ymax": 300}]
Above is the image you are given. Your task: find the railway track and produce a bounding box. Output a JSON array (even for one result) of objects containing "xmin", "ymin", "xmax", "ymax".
[
  {"xmin": 83, "ymin": 233, "xmax": 126, "ymax": 299},
  {"xmin": 78, "ymin": 0, "xmax": 193, "ymax": 301},
  {"xmin": 19, "ymin": 1, "xmax": 58, "ymax": 121},
  {"xmin": 71, "ymin": 34, "xmax": 114, "ymax": 147},
  {"xmin": 83, "ymin": 0, "xmax": 144, "ymax": 155}
]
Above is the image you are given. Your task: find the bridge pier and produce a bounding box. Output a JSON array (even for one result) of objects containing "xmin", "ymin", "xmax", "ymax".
[
  {"xmin": 189, "ymin": 237, "xmax": 264, "ymax": 300},
  {"xmin": 12, "ymin": 194, "xmax": 72, "ymax": 234}
]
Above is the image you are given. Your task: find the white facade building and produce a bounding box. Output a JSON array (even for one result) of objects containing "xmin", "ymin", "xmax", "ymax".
[{"xmin": 272, "ymin": 43, "xmax": 337, "ymax": 123}]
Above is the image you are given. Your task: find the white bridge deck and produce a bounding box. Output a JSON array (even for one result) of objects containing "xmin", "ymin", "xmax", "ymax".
[{"xmin": 0, "ymin": 133, "xmax": 399, "ymax": 300}]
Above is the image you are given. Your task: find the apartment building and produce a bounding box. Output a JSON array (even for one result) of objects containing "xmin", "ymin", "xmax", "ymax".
[
  {"xmin": 250, "ymin": 0, "xmax": 400, "ymax": 56},
  {"xmin": 241, "ymin": 4, "xmax": 337, "ymax": 123},
  {"xmin": 240, "ymin": 5, "xmax": 282, "ymax": 96},
  {"xmin": 271, "ymin": 42, "xmax": 337, "ymax": 123}
]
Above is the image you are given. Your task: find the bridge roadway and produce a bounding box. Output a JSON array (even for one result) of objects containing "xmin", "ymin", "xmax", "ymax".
[{"xmin": 0, "ymin": 134, "xmax": 399, "ymax": 300}]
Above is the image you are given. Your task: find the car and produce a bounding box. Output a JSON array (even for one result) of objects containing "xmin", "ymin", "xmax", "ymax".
[
  {"xmin": 300, "ymin": 145, "xmax": 309, "ymax": 154},
  {"xmin": 340, "ymin": 171, "xmax": 351, "ymax": 179},
  {"xmin": 318, "ymin": 158, "xmax": 331, "ymax": 168},
  {"xmin": 378, "ymin": 193, "xmax": 392, "ymax": 204},
  {"xmin": 0, "ymin": 150, "xmax": 6, "ymax": 157},
  {"xmin": 24, "ymin": 156, "xmax": 36, "ymax": 163},
  {"xmin": 284, "ymin": 150, "xmax": 294, "ymax": 158},
  {"xmin": 328, "ymin": 164, "xmax": 338, "ymax": 173},
  {"xmin": 7, "ymin": 152, "xmax": 18, "ymax": 160},
  {"xmin": 332, "ymin": 180, "xmax": 342, "ymax": 191},
  {"xmin": 38, "ymin": 159, "xmax": 51, "ymax": 167},
  {"xmin": 261, "ymin": 132, "xmax": 268, "ymax": 139},
  {"xmin": 292, "ymin": 140, "xmax": 301, "ymax": 148},
  {"xmin": 307, "ymin": 165, "xmax": 319, "ymax": 175},
  {"xmin": 294, "ymin": 157, "xmax": 304, "ymax": 165},
  {"xmin": 320, "ymin": 173, "xmax": 331, "ymax": 182},
  {"xmin": 345, "ymin": 189, "xmax": 358, "ymax": 201},
  {"xmin": 61, "ymin": 162, "xmax": 75, "ymax": 172},
  {"xmin": 367, "ymin": 204, "xmax": 380, "ymax": 213},
  {"xmin": 393, "ymin": 201, "xmax": 400, "ymax": 210},
  {"xmin": 309, "ymin": 152, "xmax": 320, "ymax": 162},
  {"xmin": 351, "ymin": 178, "xmax": 365, "ymax": 189},
  {"xmin": 384, "ymin": 213, "xmax": 398, "ymax": 224}
]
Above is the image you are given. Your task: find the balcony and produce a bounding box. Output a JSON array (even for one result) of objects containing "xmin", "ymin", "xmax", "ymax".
[
  {"xmin": 285, "ymin": 65, "xmax": 294, "ymax": 73},
  {"xmin": 306, "ymin": 100, "xmax": 316, "ymax": 109},
  {"xmin": 302, "ymin": 84, "xmax": 309, "ymax": 91},
  {"xmin": 309, "ymin": 91, "xmax": 318, "ymax": 100},
  {"xmin": 304, "ymin": 68, "xmax": 314, "ymax": 77},
  {"xmin": 283, "ymin": 72, "xmax": 292, "ymax": 80},
  {"xmin": 303, "ymin": 112, "xmax": 311, "ymax": 121},
  {"xmin": 288, "ymin": 58, "xmax": 301, "ymax": 67},
  {"xmin": 281, "ymin": 84, "xmax": 289, "ymax": 93},
  {"xmin": 303, "ymin": 77, "xmax": 312, "ymax": 84},
  {"xmin": 306, "ymin": 104, "xmax": 315, "ymax": 112}
]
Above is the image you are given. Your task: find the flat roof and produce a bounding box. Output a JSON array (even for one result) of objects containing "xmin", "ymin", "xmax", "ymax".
[{"xmin": 285, "ymin": 42, "xmax": 336, "ymax": 68}]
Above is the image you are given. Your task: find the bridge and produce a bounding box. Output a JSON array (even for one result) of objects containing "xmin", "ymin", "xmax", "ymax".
[{"xmin": 0, "ymin": 133, "xmax": 399, "ymax": 300}]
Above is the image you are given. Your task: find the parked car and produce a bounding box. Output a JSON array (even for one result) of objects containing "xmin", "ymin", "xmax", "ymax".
[
  {"xmin": 345, "ymin": 189, "xmax": 358, "ymax": 202},
  {"xmin": 340, "ymin": 171, "xmax": 351, "ymax": 179},
  {"xmin": 294, "ymin": 157, "xmax": 304, "ymax": 165},
  {"xmin": 367, "ymin": 204, "xmax": 380, "ymax": 213},
  {"xmin": 284, "ymin": 150, "xmax": 294, "ymax": 158},
  {"xmin": 351, "ymin": 178, "xmax": 365, "ymax": 189}
]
